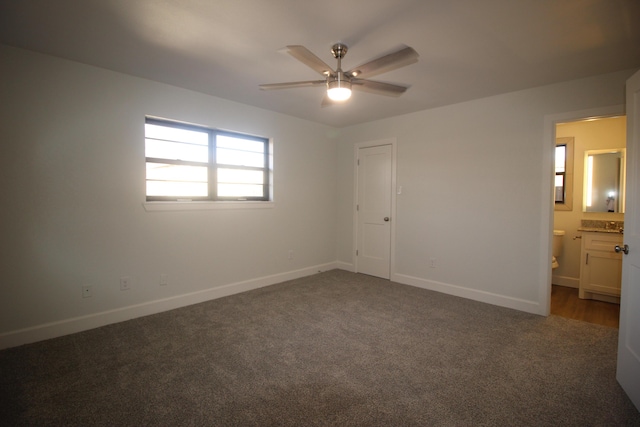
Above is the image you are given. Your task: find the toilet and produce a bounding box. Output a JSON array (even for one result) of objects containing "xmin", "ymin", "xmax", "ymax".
[{"xmin": 552, "ymin": 230, "xmax": 565, "ymax": 269}]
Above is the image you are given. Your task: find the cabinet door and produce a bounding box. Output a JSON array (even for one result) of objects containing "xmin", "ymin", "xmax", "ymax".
[{"xmin": 583, "ymin": 250, "xmax": 622, "ymax": 296}]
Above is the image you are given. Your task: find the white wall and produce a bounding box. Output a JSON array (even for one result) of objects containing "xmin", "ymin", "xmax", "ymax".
[
  {"xmin": 2, "ymin": 43, "xmax": 636, "ymax": 348},
  {"xmin": 335, "ymin": 69, "xmax": 635, "ymax": 314},
  {"xmin": 0, "ymin": 45, "xmax": 338, "ymax": 347},
  {"xmin": 553, "ymin": 117, "xmax": 626, "ymax": 288}
]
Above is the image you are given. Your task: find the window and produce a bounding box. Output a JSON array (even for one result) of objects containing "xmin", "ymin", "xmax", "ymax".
[
  {"xmin": 554, "ymin": 136, "xmax": 574, "ymax": 211},
  {"xmin": 145, "ymin": 118, "xmax": 270, "ymax": 202},
  {"xmin": 555, "ymin": 144, "xmax": 566, "ymax": 203}
]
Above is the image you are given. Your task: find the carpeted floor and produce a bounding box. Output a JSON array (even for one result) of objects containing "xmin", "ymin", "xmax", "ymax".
[{"xmin": 1, "ymin": 270, "xmax": 639, "ymax": 426}]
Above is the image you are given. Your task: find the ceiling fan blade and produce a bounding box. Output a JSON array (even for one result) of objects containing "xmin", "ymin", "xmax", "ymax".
[
  {"xmin": 259, "ymin": 80, "xmax": 326, "ymax": 90},
  {"xmin": 352, "ymin": 79, "xmax": 408, "ymax": 97},
  {"xmin": 286, "ymin": 45, "xmax": 334, "ymax": 76},
  {"xmin": 347, "ymin": 46, "xmax": 418, "ymax": 79}
]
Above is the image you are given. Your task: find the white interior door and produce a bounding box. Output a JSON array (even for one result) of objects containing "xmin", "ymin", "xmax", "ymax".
[
  {"xmin": 617, "ymin": 69, "xmax": 640, "ymax": 411},
  {"xmin": 356, "ymin": 144, "xmax": 392, "ymax": 279}
]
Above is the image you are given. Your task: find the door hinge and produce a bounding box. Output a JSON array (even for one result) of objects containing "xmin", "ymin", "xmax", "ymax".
[
  {"xmin": 357, "ymin": 159, "xmax": 360, "ymax": 166},
  {"xmin": 586, "ymin": 253, "xmax": 589, "ymax": 265},
  {"xmin": 356, "ymin": 204, "xmax": 359, "ymax": 211},
  {"xmin": 356, "ymin": 249, "xmax": 359, "ymax": 256}
]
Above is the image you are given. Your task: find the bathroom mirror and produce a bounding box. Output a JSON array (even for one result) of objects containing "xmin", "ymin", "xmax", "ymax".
[{"xmin": 583, "ymin": 149, "xmax": 625, "ymax": 213}]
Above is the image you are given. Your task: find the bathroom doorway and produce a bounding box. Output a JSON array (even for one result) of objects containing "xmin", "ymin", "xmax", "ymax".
[{"xmin": 551, "ymin": 115, "xmax": 626, "ymax": 327}]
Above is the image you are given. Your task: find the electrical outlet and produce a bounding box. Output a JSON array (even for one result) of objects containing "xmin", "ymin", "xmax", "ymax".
[
  {"xmin": 120, "ymin": 276, "xmax": 131, "ymax": 291},
  {"xmin": 82, "ymin": 285, "xmax": 92, "ymax": 298},
  {"xmin": 429, "ymin": 258, "xmax": 437, "ymax": 268},
  {"xmin": 160, "ymin": 274, "xmax": 168, "ymax": 286}
]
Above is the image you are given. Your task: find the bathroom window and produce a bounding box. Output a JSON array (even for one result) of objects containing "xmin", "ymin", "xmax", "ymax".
[
  {"xmin": 555, "ymin": 145, "xmax": 566, "ymax": 203},
  {"xmin": 555, "ymin": 137, "xmax": 574, "ymax": 211}
]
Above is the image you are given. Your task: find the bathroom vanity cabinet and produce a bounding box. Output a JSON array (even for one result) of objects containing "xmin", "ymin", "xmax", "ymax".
[{"xmin": 579, "ymin": 231, "xmax": 623, "ymax": 302}]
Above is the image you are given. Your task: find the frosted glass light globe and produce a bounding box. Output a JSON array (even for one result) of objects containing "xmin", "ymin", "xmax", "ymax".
[{"xmin": 327, "ymin": 87, "xmax": 352, "ymax": 101}]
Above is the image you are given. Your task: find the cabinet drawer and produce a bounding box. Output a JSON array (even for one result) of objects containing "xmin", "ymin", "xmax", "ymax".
[{"xmin": 584, "ymin": 233, "xmax": 623, "ymax": 252}]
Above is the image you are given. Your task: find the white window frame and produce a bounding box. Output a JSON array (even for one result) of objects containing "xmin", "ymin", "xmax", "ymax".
[{"xmin": 144, "ymin": 117, "xmax": 272, "ymax": 210}]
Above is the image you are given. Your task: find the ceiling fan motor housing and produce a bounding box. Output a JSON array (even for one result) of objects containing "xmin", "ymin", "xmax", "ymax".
[{"xmin": 327, "ymin": 71, "xmax": 351, "ymax": 89}]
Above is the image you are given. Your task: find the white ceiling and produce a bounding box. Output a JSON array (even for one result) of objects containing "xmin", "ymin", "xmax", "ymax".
[{"xmin": 1, "ymin": 0, "xmax": 639, "ymax": 127}]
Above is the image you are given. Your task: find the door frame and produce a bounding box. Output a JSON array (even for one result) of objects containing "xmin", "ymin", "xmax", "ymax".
[
  {"xmin": 541, "ymin": 105, "xmax": 625, "ymax": 315},
  {"xmin": 353, "ymin": 138, "xmax": 398, "ymax": 278}
]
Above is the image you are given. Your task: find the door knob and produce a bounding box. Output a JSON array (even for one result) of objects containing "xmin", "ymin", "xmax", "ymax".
[
  {"xmin": 384, "ymin": 217, "xmax": 390, "ymax": 222},
  {"xmin": 615, "ymin": 244, "xmax": 630, "ymax": 255}
]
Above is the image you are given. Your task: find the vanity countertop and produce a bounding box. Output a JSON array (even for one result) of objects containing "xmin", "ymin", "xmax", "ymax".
[
  {"xmin": 578, "ymin": 227, "xmax": 623, "ymax": 234},
  {"xmin": 578, "ymin": 220, "xmax": 624, "ymax": 234}
]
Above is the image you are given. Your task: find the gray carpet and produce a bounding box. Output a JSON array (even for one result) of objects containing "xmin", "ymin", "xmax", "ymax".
[{"xmin": 1, "ymin": 270, "xmax": 639, "ymax": 426}]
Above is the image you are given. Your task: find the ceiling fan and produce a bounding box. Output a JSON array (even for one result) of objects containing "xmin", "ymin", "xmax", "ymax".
[{"xmin": 259, "ymin": 43, "xmax": 419, "ymax": 106}]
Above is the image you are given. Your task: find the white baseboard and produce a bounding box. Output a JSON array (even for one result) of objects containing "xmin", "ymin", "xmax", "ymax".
[
  {"xmin": 0, "ymin": 262, "xmax": 338, "ymax": 350},
  {"xmin": 392, "ymin": 273, "xmax": 541, "ymax": 315},
  {"xmin": 335, "ymin": 261, "xmax": 354, "ymax": 272},
  {"xmin": 551, "ymin": 275, "xmax": 579, "ymax": 288}
]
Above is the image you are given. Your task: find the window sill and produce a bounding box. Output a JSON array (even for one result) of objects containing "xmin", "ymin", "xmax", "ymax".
[{"xmin": 142, "ymin": 201, "xmax": 274, "ymax": 212}]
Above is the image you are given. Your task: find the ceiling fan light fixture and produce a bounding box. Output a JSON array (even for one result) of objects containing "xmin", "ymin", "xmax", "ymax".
[
  {"xmin": 327, "ymin": 79, "xmax": 352, "ymax": 101},
  {"xmin": 260, "ymin": 43, "xmax": 418, "ymax": 105}
]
